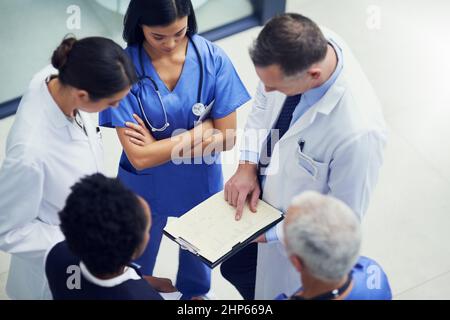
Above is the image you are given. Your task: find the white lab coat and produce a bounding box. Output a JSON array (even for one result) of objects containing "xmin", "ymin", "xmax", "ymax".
[
  {"xmin": 240, "ymin": 30, "xmax": 388, "ymax": 299},
  {"xmin": 0, "ymin": 66, "xmax": 104, "ymax": 299}
]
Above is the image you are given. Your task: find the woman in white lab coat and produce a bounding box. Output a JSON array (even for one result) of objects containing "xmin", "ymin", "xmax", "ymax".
[{"xmin": 0, "ymin": 37, "xmax": 137, "ymax": 299}]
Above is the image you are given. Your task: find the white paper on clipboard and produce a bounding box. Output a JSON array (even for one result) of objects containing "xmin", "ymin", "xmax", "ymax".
[{"xmin": 163, "ymin": 191, "xmax": 283, "ymax": 267}]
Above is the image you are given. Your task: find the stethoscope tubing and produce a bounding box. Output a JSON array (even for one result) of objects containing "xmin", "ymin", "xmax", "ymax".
[{"xmin": 133, "ymin": 35, "xmax": 204, "ymax": 132}]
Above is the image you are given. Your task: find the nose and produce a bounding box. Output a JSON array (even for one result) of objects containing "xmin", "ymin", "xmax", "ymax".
[{"xmin": 165, "ymin": 38, "xmax": 177, "ymax": 50}]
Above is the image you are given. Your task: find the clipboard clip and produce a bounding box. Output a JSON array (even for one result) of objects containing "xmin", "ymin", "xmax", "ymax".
[{"xmin": 176, "ymin": 237, "xmax": 200, "ymax": 256}]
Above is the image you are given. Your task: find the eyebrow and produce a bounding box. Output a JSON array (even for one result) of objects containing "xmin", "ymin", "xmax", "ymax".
[{"xmin": 151, "ymin": 26, "xmax": 187, "ymax": 37}]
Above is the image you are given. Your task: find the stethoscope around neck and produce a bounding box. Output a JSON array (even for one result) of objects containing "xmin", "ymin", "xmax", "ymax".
[{"xmin": 131, "ymin": 35, "xmax": 205, "ymax": 132}]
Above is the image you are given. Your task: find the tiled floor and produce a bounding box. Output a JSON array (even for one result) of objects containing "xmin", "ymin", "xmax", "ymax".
[
  {"xmin": 0, "ymin": 273, "xmax": 8, "ymax": 300},
  {"xmin": 1, "ymin": 0, "xmax": 450, "ymax": 299},
  {"xmin": 0, "ymin": 251, "xmax": 11, "ymax": 275}
]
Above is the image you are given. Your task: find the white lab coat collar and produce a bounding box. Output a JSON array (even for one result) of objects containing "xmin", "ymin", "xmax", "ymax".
[
  {"xmin": 80, "ymin": 262, "xmax": 141, "ymax": 288},
  {"xmin": 313, "ymin": 71, "xmax": 348, "ymax": 116},
  {"xmin": 279, "ymin": 72, "xmax": 347, "ymax": 143},
  {"xmin": 41, "ymin": 79, "xmax": 90, "ymax": 141},
  {"xmin": 41, "ymin": 79, "xmax": 71, "ymax": 129}
]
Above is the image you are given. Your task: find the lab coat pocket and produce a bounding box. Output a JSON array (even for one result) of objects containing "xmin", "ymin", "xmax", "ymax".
[{"xmin": 295, "ymin": 147, "xmax": 328, "ymax": 181}]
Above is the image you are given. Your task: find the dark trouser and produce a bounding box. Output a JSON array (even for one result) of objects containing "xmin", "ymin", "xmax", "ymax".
[{"xmin": 220, "ymin": 243, "xmax": 258, "ymax": 300}]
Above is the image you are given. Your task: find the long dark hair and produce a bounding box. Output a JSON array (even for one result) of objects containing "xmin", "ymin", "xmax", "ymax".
[
  {"xmin": 51, "ymin": 36, "xmax": 138, "ymax": 100},
  {"xmin": 123, "ymin": 0, "xmax": 198, "ymax": 46}
]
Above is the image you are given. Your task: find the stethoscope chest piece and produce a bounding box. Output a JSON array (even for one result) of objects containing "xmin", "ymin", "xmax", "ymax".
[{"xmin": 192, "ymin": 103, "xmax": 206, "ymax": 117}]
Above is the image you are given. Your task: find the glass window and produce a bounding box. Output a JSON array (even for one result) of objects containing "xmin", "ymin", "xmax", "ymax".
[
  {"xmin": 93, "ymin": 0, "xmax": 255, "ymax": 33},
  {"xmin": 196, "ymin": 0, "xmax": 254, "ymax": 33},
  {"xmin": 0, "ymin": 0, "xmax": 284, "ymax": 113}
]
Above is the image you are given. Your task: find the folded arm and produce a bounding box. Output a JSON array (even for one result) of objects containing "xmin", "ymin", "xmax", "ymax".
[{"xmin": 118, "ymin": 112, "xmax": 236, "ymax": 171}]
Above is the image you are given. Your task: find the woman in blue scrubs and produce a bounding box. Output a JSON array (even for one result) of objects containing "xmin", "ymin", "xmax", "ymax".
[{"xmin": 99, "ymin": 0, "xmax": 251, "ymax": 299}]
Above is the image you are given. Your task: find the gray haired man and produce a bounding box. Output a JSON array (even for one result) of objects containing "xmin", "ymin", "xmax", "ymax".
[{"xmin": 276, "ymin": 191, "xmax": 392, "ymax": 300}]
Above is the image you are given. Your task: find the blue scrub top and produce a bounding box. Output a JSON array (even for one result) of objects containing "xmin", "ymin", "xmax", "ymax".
[
  {"xmin": 100, "ymin": 34, "xmax": 251, "ymax": 217},
  {"xmin": 275, "ymin": 256, "xmax": 392, "ymax": 300},
  {"xmin": 344, "ymin": 256, "xmax": 392, "ymax": 300}
]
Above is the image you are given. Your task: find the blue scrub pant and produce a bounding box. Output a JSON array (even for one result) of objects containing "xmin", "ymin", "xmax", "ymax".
[{"xmin": 134, "ymin": 215, "xmax": 211, "ymax": 298}]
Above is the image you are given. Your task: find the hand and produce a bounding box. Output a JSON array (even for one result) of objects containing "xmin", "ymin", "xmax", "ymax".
[
  {"xmin": 253, "ymin": 233, "xmax": 267, "ymax": 243},
  {"xmin": 224, "ymin": 163, "xmax": 261, "ymax": 221},
  {"xmin": 201, "ymin": 119, "xmax": 214, "ymax": 132},
  {"xmin": 125, "ymin": 114, "xmax": 155, "ymax": 147},
  {"xmin": 144, "ymin": 276, "xmax": 177, "ymax": 293},
  {"xmin": 188, "ymin": 120, "xmax": 216, "ymax": 155},
  {"xmin": 203, "ymin": 120, "xmax": 216, "ymax": 141}
]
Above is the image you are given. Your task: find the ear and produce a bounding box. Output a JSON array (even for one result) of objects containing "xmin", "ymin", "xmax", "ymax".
[
  {"xmin": 74, "ymin": 89, "xmax": 90, "ymax": 103},
  {"xmin": 289, "ymin": 255, "xmax": 304, "ymax": 273},
  {"xmin": 307, "ymin": 68, "xmax": 322, "ymax": 80},
  {"xmin": 131, "ymin": 247, "xmax": 141, "ymax": 261},
  {"xmin": 131, "ymin": 236, "xmax": 148, "ymax": 261}
]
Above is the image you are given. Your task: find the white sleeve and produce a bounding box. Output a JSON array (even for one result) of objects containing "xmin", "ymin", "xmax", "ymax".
[
  {"xmin": 0, "ymin": 156, "xmax": 64, "ymax": 261},
  {"xmin": 240, "ymin": 82, "xmax": 271, "ymax": 157},
  {"xmin": 275, "ymin": 221, "xmax": 286, "ymax": 245}
]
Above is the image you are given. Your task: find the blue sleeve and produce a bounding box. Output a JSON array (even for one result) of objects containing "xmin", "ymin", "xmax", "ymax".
[
  {"xmin": 210, "ymin": 46, "xmax": 251, "ymax": 119},
  {"xmin": 352, "ymin": 256, "xmax": 392, "ymax": 300},
  {"xmin": 99, "ymin": 90, "xmax": 140, "ymax": 128}
]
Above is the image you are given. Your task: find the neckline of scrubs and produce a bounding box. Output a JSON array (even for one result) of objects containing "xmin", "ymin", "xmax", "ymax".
[{"xmin": 141, "ymin": 39, "xmax": 194, "ymax": 95}]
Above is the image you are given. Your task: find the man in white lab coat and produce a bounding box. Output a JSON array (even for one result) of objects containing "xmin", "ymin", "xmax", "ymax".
[{"xmin": 221, "ymin": 14, "xmax": 387, "ymax": 299}]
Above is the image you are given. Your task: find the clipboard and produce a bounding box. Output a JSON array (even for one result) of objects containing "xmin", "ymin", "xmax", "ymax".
[{"xmin": 163, "ymin": 191, "xmax": 284, "ymax": 268}]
